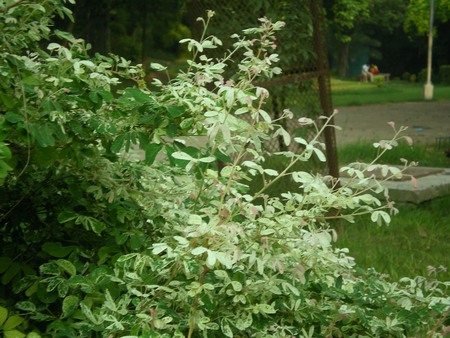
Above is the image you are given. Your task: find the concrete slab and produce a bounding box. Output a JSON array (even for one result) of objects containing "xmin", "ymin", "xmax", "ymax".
[
  {"xmin": 341, "ymin": 167, "xmax": 450, "ymax": 204},
  {"xmin": 381, "ymin": 168, "xmax": 450, "ymax": 203}
]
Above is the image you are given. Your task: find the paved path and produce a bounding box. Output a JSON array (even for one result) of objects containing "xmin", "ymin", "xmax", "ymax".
[{"xmin": 333, "ymin": 101, "xmax": 450, "ymax": 146}]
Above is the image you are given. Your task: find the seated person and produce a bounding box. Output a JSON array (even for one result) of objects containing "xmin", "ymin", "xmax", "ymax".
[
  {"xmin": 361, "ymin": 64, "xmax": 372, "ymax": 81},
  {"xmin": 369, "ymin": 64, "xmax": 379, "ymax": 75}
]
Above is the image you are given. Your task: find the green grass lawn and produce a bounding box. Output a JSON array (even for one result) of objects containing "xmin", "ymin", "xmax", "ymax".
[
  {"xmin": 331, "ymin": 78, "xmax": 450, "ymax": 107},
  {"xmin": 338, "ymin": 141, "xmax": 450, "ymax": 168},
  {"xmin": 335, "ymin": 141, "xmax": 449, "ymax": 282},
  {"xmin": 333, "ymin": 195, "xmax": 450, "ymax": 281}
]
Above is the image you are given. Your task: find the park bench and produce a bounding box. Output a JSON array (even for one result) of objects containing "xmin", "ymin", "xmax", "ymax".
[
  {"xmin": 360, "ymin": 73, "xmax": 391, "ymax": 82},
  {"xmin": 374, "ymin": 73, "xmax": 391, "ymax": 82}
]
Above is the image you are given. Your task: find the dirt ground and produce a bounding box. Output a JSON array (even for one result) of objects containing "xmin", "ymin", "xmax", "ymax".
[{"xmin": 333, "ymin": 100, "xmax": 450, "ymax": 146}]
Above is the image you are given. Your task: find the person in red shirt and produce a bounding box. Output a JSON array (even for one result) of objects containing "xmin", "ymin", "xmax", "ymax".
[{"xmin": 369, "ymin": 64, "xmax": 379, "ymax": 74}]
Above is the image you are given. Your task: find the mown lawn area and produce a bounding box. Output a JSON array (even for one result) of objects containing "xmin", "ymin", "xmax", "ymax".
[
  {"xmin": 331, "ymin": 78, "xmax": 450, "ymax": 107},
  {"xmin": 333, "ymin": 195, "xmax": 450, "ymax": 281}
]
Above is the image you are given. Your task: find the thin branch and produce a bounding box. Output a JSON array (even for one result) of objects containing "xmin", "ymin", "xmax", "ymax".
[{"xmin": 0, "ymin": 0, "xmax": 30, "ymax": 14}]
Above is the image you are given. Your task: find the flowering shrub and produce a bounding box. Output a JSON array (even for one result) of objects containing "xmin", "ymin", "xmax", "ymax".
[{"xmin": 0, "ymin": 1, "xmax": 448, "ymax": 337}]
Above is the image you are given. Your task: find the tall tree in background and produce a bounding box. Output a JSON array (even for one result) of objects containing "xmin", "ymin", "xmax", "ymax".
[
  {"xmin": 62, "ymin": 0, "xmax": 189, "ymax": 64},
  {"xmin": 324, "ymin": 0, "xmax": 370, "ymax": 77},
  {"xmin": 59, "ymin": 0, "xmax": 450, "ymax": 78},
  {"xmin": 324, "ymin": 0, "xmax": 407, "ymax": 77},
  {"xmin": 325, "ymin": 0, "xmax": 450, "ymax": 77},
  {"xmin": 404, "ymin": 0, "xmax": 450, "ymax": 35}
]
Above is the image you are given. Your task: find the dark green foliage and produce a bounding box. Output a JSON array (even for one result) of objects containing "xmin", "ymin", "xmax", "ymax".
[
  {"xmin": 0, "ymin": 1, "xmax": 188, "ymax": 334},
  {"xmin": 439, "ymin": 65, "xmax": 450, "ymax": 85},
  {"xmin": 60, "ymin": 0, "xmax": 189, "ymax": 62},
  {"xmin": 418, "ymin": 68, "xmax": 428, "ymax": 83},
  {"xmin": 402, "ymin": 71, "xmax": 411, "ymax": 82}
]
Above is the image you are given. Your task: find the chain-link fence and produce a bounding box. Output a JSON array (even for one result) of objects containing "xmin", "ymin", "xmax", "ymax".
[{"xmin": 187, "ymin": 0, "xmax": 339, "ymax": 180}]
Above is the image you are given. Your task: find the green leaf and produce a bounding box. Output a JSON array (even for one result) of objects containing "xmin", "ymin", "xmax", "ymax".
[
  {"xmin": 313, "ymin": 148, "xmax": 326, "ymax": 162},
  {"xmin": 198, "ymin": 156, "xmax": 216, "ymax": 163},
  {"xmin": 67, "ymin": 275, "xmax": 94, "ymax": 293},
  {"xmin": 171, "ymin": 151, "xmax": 194, "ymax": 161},
  {"xmin": 75, "ymin": 215, "xmax": 106, "ymax": 234},
  {"xmin": 42, "ymin": 242, "xmax": 74, "ymax": 258},
  {"xmin": 57, "ymin": 281, "xmax": 69, "ymax": 298},
  {"xmin": 263, "ymin": 168, "xmax": 278, "ymax": 176},
  {"xmin": 22, "ymin": 75, "xmax": 40, "ymax": 86},
  {"xmin": 206, "ymin": 251, "xmax": 217, "ymax": 267},
  {"xmin": 0, "ymin": 161, "xmax": 13, "ymax": 182},
  {"xmin": 12, "ymin": 274, "xmax": 37, "ymax": 294},
  {"xmin": 80, "ymin": 302, "xmax": 99, "ymax": 325},
  {"xmin": 1, "ymin": 263, "xmax": 21, "ymax": 285},
  {"xmin": 166, "ymin": 105, "xmax": 185, "ymax": 118},
  {"xmin": 258, "ymin": 109, "xmax": 272, "ymax": 123},
  {"xmin": 25, "ymin": 332, "xmax": 41, "ymax": 338},
  {"xmin": 166, "ymin": 122, "xmax": 178, "ymax": 138},
  {"xmin": 97, "ymin": 89, "xmax": 113, "ymax": 103},
  {"xmin": 5, "ymin": 112, "xmax": 23, "ymax": 123},
  {"xmin": 180, "ymin": 118, "xmax": 194, "ymax": 129},
  {"xmin": 54, "ymin": 29, "xmax": 75, "ymax": 41},
  {"xmin": 62, "ymin": 295, "xmax": 79, "ymax": 318},
  {"xmin": 122, "ymin": 88, "xmax": 153, "ymax": 103},
  {"xmin": 214, "ymin": 149, "xmax": 232, "ymax": 163},
  {"xmin": 256, "ymin": 303, "xmax": 276, "ymax": 314},
  {"xmin": 230, "ymin": 281, "xmax": 242, "ymax": 292},
  {"xmin": 191, "ymin": 247, "xmax": 208, "ymax": 255},
  {"xmin": 3, "ymin": 315, "xmax": 25, "ymax": 331},
  {"xmin": 0, "ymin": 142, "xmax": 12, "ymax": 159},
  {"xmin": 0, "ymin": 93, "xmax": 15, "ymax": 109},
  {"xmin": 4, "ymin": 330, "xmax": 26, "ymax": 338},
  {"xmin": 235, "ymin": 312, "xmax": 252, "ymax": 330},
  {"xmin": 144, "ymin": 143, "xmax": 163, "ymax": 165},
  {"xmin": 29, "ymin": 123, "xmax": 55, "ymax": 147},
  {"xmin": 104, "ymin": 289, "xmax": 117, "ymax": 312},
  {"xmin": 111, "ymin": 134, "xmax": 126, "ymax": 153},
  {"xmin": 36, "ymin": 286, "xmax": 58, "ymax": 304},
  {"xmin": 15, "ymin": 301, "xmax": 36, "ymax": 313},
  {"xmin": 221, "ymin": 320, "xmax": 233, "ymax": 337},
  {"xmin": 39, "ymin": 262, "xmax": 59, "ymax": 275},
  {"xmin": 55, "ymin": 259, "xmax": 76, "ymax": 276},
  {"xmin": 335, "ymin": 275, "xmax": 343, "ymax": 289},
  {"xmin": 0, "ymin": 306, "xmax": 7, "ymax": 327},
  {"xmin": 45, "ymin": 277, "xmax": 63, "ymax": 292},
  {"xmin": 0, "ymin": 256, "xmax": 13, "ymax": 273},
  {"xmin": 57, "ymin": 211, "xmax": 78, "ymax": 224},
  {"xmin": 89, "ymin": 91, "xmax": 100, "ymax": 104},
  {"xmin": 25, "ymin": 282, "xmax": 38, "ymax": 297}
]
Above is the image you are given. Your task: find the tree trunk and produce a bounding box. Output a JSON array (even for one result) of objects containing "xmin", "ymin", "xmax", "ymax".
[
  {"xmin": 337, "ymin": 41, "xmax": 350, "ymax": 77},
  {"xmin": 310, "ymin": 0, "xmax": 340, "ymax": 182}
]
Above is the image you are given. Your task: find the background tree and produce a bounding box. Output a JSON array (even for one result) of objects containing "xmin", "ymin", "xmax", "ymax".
[
  {"xmin": 54, "ymin": 0, "xmax": 450, "ymax": 79},
  {"xmin": 323, "ymin": 0, "xmax": 370, "ymax": 77},
  {"xmin": 404, "ymin": 0, "xmax": 450, "ymax": 35},
  {"xmin": 62, "ymin": 0, "xmax": 189, "ymax": 64},
  {"xmin": 324, "ymin": 0, "xmax": 450, "ymax": 78},
  {"xmin": 324, "ymin": 0, "xmax": 407, "ymax": 77}
]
